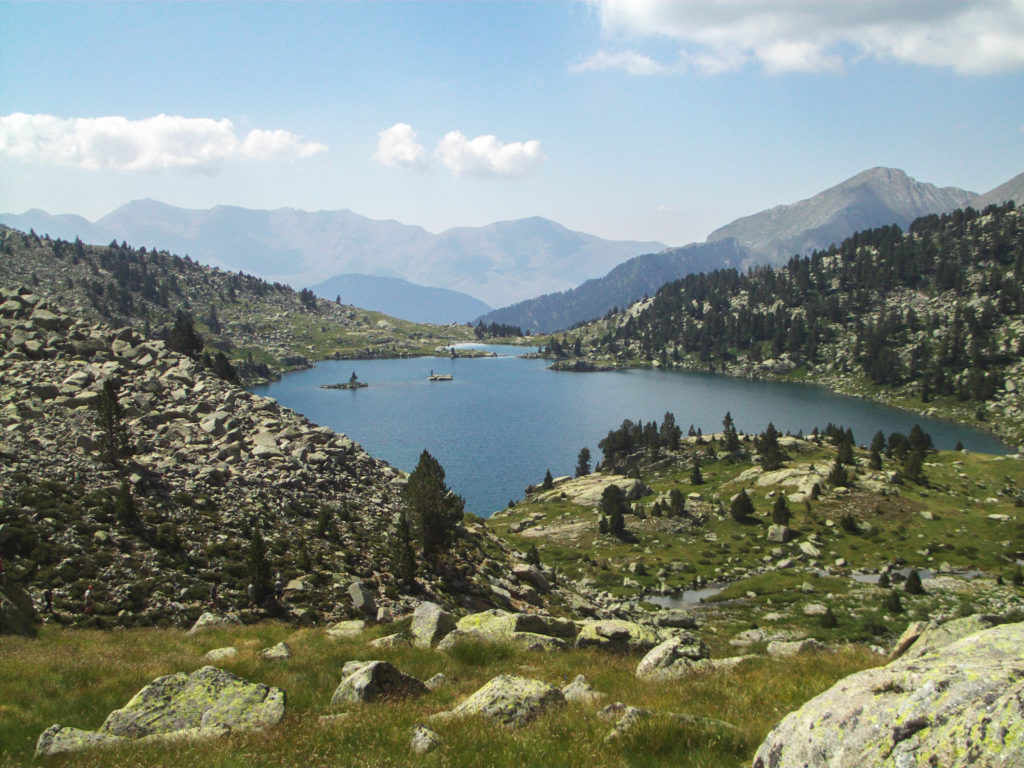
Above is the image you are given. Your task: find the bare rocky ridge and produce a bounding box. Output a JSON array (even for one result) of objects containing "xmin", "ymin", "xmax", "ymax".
[{"xmin": 0, "ymin": 287, "xmax": 556, "ymax": 628}]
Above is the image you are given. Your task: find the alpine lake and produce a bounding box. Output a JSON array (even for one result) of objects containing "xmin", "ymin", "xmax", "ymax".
[{"xmin": 251, "ymin": 344, "xmax": 1009, "ymax": 519}]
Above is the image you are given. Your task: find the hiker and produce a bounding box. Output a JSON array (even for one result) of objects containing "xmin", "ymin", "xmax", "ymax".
[
  {"xmin": 247, "ymin": 583, "xmax": 256, "ymax": 607},
  {"xmin": 84, "ymin": 585, "xmax": 93, "ymax": 615},
  {"xmin": 43, "ymin": 586, "xmax": 53, "ymax": 613}
]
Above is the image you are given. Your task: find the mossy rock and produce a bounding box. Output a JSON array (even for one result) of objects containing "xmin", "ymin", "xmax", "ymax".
[{"xmin": 753, "ymin": 620, "xmax": 1024, "ymax": 768}]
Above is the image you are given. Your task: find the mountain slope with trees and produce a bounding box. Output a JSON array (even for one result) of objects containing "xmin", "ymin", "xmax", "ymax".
[
  {"xmin": 550, "ymin": 203, "xmax": 1024, "ymax": 447},
  {"xmin": 0, "ymin": 225, "xmax": 473, "ymax": 384},
  {"xmin": 478, "ymin": 167, "xmax": 999, "ymax": 334}
]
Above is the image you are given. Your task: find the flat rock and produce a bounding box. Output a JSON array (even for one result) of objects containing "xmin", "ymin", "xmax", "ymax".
[
  {"xmin": 753, "ymin": 620, "xmax": 1024, "ymax": 768},
  {"xmin": 203, "ymin": 646, "xmax": 238, "ymax": 663}
]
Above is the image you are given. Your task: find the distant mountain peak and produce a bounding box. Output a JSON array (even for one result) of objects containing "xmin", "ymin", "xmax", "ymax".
[{"xmin": 706, "ymin": 166, "xmax": 974, "ymax": 261}]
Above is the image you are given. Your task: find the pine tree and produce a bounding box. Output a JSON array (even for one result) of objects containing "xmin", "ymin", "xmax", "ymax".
[
  {"xmin": 771, "ymin": 495, "xmax": 791, "ymax": 526},
  {"xmin": 95, "ymin": 378, "xmax": 131, "ymax": 470},
  {"xmin": 389, "ymin": 508, "xmax": 417, "ymax": 590},
  {"xmin": 405, "ymin": 450, "xmax": 465, "ymax": 566},
  {"xmin": 575, "ymin": 447, "xmax": 591, "ymax": 478},
  {"xmin": 690, "ymin": 457, "xmax": 703, "ymax": 485},
  {"xmin": 246, "ymin": 524, "xmax": 271, "ymax": 604},
  {"xmin": 828, "ymin": 459, "xmax": 849, "ymax": 487},
  {"xmin": 730, "ymin": 489, "xmax": 755, "ymax": 522},
  {"xmin": 166, "ymin": 311, "xmax": 204, "ymax": 357},
  {"xmin": 114, "ymin": 478, "xmax": 140, "ymax": 528},
  {"xmin": 905, "ymin": 568, "xmax": 925, "ymax": 595},
  {"xmin": 601, "ymin": 484, "xmax": 627, "ymax": 537},
  {"xmin": 722, "ymin": 411, "xmax": 740, "ymax": 452},
  {"xmin": 757, "ymin": 422, "xmax": 784, "ymax": 470}
]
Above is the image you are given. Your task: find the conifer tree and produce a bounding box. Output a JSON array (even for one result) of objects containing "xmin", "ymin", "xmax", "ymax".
[
  {"xmin": 405, "ymin": 450, "xmax": 464, "ymax": 566},
  {"xmin": 246, "ymin": 524, "xmax": 271, "ymax": 604},
  {"xmin": 771, "ymin": 495, "xmax": 791, "ymax": 526},
  {"xmin": 730, "ymin": 489, "xmax": 755, "ymax": 522},
  {"xmin": 95, "ymin": 378, "xmax": 131, "ymax": 470},
  {"xmin": 690, "ymin": 457, "xmax": 703, "ymax": 485},
  {"xmin": 389, "ymin": 508, "xmax": 418, "ymax": 590},
  {"xmin": 722, "ymin": 412, "xmax": 740, "ymax": 452},
  {"xmin": 575, "ymin": 447, "xmax": 591, "ymax": 478}
]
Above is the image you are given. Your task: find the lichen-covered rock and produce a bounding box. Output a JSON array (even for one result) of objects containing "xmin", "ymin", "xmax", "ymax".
[
  {"xmin": 636, "ymin": 633, "xmax": 710, "ymax": 680},
  {"xmin": 456, "ymin": 609, "xmax": 577, "ymax": 640},
  {"xmin": 562, "ymin": 674, "xmax": 605, "ymax": 704},
  {"xmin": 575, "ymin": 619, "xmax": 660, "ymax": 654},
  {"xmin": 753, "ymin": 620, "xmax": 1024, "ymax": 768},
  {"xmin": 188, "ymin": 612, "xmax": 241, "ymax": 634},
  {"xmin": 442, "ymin": 675, "xmax": 565, "ymax": 727},
  {"xmin": 35, "ymin": 725, "xmax": 124, "ymax": 758},
  {"xmin": 100, "ymin": 666, "xmax": 285, "ymax": 738},
  {"xmin": 326, "ymin": 619, "xmax": 366, "ymax": 639},
  {"xmin": 330, "ymin": 660, "xmax": 427, "ymax": 705},
  {"xmin": 410, "ymin": 724, "xmax": 442, "ymax": 755},
  {"xmin": 410, "ymin": 601, "xmax": 456, "ymax": 648},
  {"xmin": 898, "ymin": 614, "xmax": 998, "ymax": 660},
  {"xmin": 370, "ymin": 632, "xmax": 410, "ymax": 649},
  {"xmin": 258, "ymin": 641, "xmax": 291, "ymax": 661},
  {"xmin": 766, "ymin": 637, "xmax": 824, "ymax": 656},
  {"xmin": 203, "ymin": 646, "xmax": 238, "ymax": 663}
]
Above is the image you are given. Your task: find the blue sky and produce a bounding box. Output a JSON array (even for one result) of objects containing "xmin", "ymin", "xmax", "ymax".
[{"xmin": 2, "ymin": 1, "xmax": 1023, "ymax": 246}]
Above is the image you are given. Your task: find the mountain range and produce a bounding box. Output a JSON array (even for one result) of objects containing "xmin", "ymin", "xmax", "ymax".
[
  {"xmin": 0, "ymin": 202, "xmax": 663, "ymax": 317},
  {"xmin": 3, "ymin": 168, "xmax": 1021, "ymax": 331},
  {"xmin": 478, "ymin": 168, "xmax": 1023, "ymax": 332}
]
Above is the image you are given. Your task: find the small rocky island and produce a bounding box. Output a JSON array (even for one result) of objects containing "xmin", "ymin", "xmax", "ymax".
[{"xmin": 321, "ymin": 372, "xmax": 368, "ymax": 389}]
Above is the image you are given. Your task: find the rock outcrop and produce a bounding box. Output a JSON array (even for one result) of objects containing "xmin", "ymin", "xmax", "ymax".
[
  {"xmin": 635, "ymin": 633, "xmax": 710, "ymax": 680},
  {"xmin": 36, "ymin": 666, "xmax": 285, "ymax": 757},
  {"xmin": 753, "ymin": 620, "xmax": 1024, "ymax": 768}
]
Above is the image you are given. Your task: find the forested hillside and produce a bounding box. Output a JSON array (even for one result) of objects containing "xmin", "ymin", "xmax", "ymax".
[
  {"xmin": 550, "ymin": 203, "xmax": 1024, "ymax": 447},
  {"xmin": 0, "ymin": 226, "xmax": 472, "ymax": 383}
]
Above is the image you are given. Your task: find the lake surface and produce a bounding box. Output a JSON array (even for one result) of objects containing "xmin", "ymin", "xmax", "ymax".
[{"xmin": 251, "ymin": 344, "xmax": 1008, "ymax": 517}]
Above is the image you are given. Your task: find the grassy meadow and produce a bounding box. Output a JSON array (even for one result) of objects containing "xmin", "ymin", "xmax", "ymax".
[{"xmin": 0, "ymin": 621, "xmax": 880, "ymax": 768}]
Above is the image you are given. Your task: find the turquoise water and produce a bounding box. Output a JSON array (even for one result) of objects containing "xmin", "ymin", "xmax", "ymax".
[{"xmin": 251, "ymin": 345, "xmax": 1008, "ymax": 517}]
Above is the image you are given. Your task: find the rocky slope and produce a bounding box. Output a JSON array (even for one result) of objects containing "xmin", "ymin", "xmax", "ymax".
[
  {"xmin": 0, "ymin": 288, "xmax": 562, "ymax": 630},
  {"xmin": 0, "ymin": 225, "xmax": 473, "ymax": 384}
]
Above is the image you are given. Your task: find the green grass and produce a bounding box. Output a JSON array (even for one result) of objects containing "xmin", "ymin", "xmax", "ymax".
[{"xmin": 1, "ymin": 623, "xmax": 881, "ymax": 768}]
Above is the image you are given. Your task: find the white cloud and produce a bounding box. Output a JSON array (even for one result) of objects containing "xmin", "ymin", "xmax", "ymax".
[
  {"xmin": 435, "ymin": 131, "xmax": 543, "ymax": 178},
  {"xmin": 0, "ymin": 113, "xmax": 327, "ymax": 171},
  {"xmin": 585, "ymin": 0, "xmax": 1024, "ymax": 74},
  {"xmin": 374, "ymin": 122, "xmax": 427, "ymax": 169},
  {"xmin": 572, "ymin": 50, "xmax": 669, "ymax": 75}
]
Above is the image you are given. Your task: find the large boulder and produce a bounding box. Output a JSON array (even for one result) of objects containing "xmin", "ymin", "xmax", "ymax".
[
  {"xmin": 752, "ymin": 620, "xmax": 1024, "ymax": 768},
  {"xmin": 37, "ymin": 666, "xmax": 285, "ymax": 756},
  {"xmin": 441, "ymin": 675, "xmax": 564, "ymax": 727},
  {"xmin": 0, "ymin": 585, "xmax": 37, "ymax": 636},
  {"xmin": 330, "ymin": 660, "xmax": 427, "ymax": 705},
  {"xmin": 575, "ymin": 619, "xmax": 661, "ymax": 654},
  {"xmin": 410, "ymin": 602, "xmax": 456, "ymax": 648},
  {"xmin": 100, "ymin": 666, "xmax": 285, "ymax": 738},
  {"xmin": 456, "ymin": 609, "xmax": 577, "ymax": 641},
  {"xmin": 636, "ymin": 633, "xmax": 710, "ymax": 680},
  {"xmin": 897, "ymin": 614, "xmax": 998, "ymax": 660}
]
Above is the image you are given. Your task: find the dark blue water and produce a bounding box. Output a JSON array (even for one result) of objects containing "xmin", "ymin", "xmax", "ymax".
[{"xmin": 251, "ymin": 344, "xmax": 1008, "ymax": 517}]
